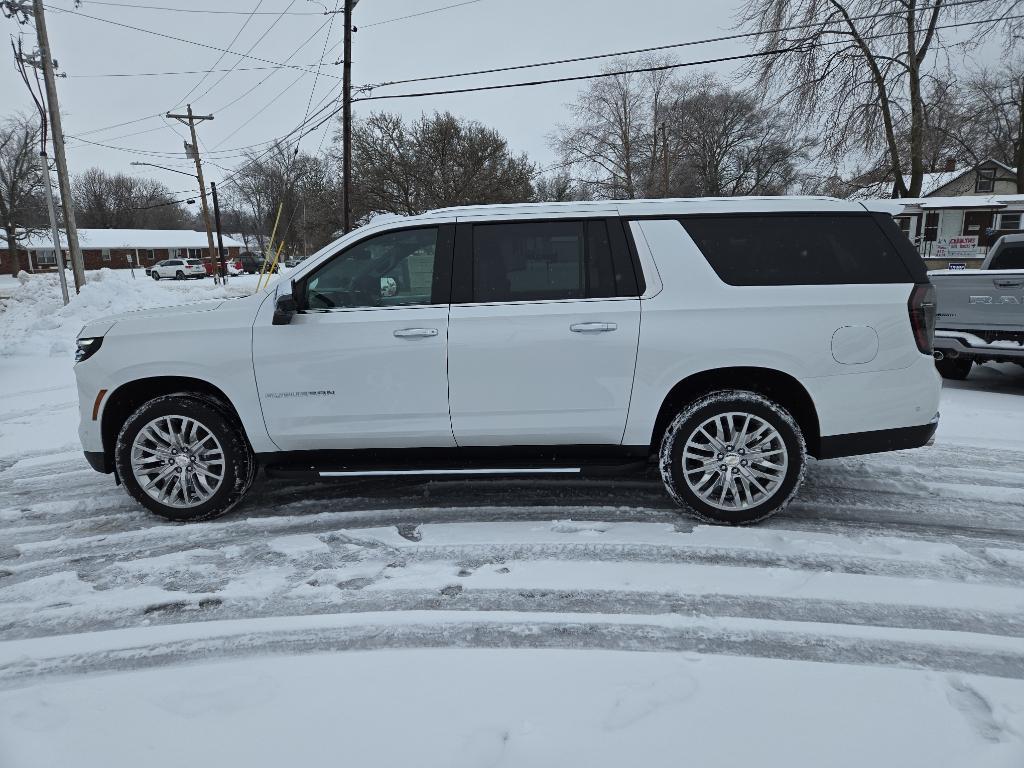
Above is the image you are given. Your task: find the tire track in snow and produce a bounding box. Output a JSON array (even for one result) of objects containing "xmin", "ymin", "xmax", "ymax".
[{"xmin": 3, "ymin": 614, "xmax": 1024, "ymax": 688}]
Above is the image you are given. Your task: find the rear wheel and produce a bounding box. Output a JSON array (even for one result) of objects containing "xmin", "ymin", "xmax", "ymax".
[
  {"xmin": 175, "ymin": 270, "xmax": 185, "ymax": 280},
  {"xmin": 935, "ymin": 356, "xmax": 972, "ymax": 380},
  {"xmin": 659, "ymin": 390, "xmax": 806, "ymax": 525},
  {"xmin": 114, "ymin": 395, "xmax": 255, "ymax": 522}
]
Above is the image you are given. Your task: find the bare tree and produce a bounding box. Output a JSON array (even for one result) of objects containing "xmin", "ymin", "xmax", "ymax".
[
  {"xmin": 72, "ymin": 168, "xmax": 188, "ymax": 229},
  {"xmin": 533, "ymin": 169, "xmax": 591, "ymax": 202},
  {"xmin": 553, "ymin": 63, "xmax": 811, "ymax": 198},
  {"xmin": 226, "ymin": 143, "xmax": 341, "ymax": 258},
  {"xmin": 737, "ymin": 0, "xmax": 1017, "ymax": 198},
  {"xmin": 669, "ymin": 74, "xmax": 812, "ymax": 196},
  {"xmin": 348, "ymin": 111, "xmax": 535, "ymax": 219},
  {"xmin": 0, "ymin": 113, "xmax": 46, "ymax": 276},
  {"xmin": 552, "ymin": 56, "xmax": 671, "ymax": 199}
]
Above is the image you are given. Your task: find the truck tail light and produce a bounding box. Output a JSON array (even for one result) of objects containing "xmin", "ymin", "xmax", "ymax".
[{"xmin": 908, "ymin": 283, "xmax": 936, "ymax": 355}]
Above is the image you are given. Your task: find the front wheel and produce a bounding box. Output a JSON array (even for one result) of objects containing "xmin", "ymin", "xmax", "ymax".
[
  {"xmin": 115, "ymin": 395, "xmax": 255, "ymax": 522},
  {"xmin": 935, "ymin": 356, "xmax": 972, "ymax": 380},
  {"xmin": 151, "ymin": 272, "xmax": 160, "ymax": 280},
  {"xmin": 659, "ymin": 390, "xmax": 806, "ymax": 525}
]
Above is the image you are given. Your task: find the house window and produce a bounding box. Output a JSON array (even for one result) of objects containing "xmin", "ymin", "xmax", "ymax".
[
  {"xmin": 144, "ymin": 250, "xmax": 156, "ymax": 261},
  {"xmin": 35, "ymin": 249, "xmax": 57, "ymax": 265},
  {"xmin": 976, "ymin": 168, "xmax": 996, "ymax": 193},
  {"xmin": 999, "ymin": 213, "xmax": 1022, "ymax": 230},
  {"xmin": 895, "ymin": 217, "xmax": 912, "ymax": 236},
  {"xmin": 101, "ymin": 248, "xmax": 111, "ymax": 262}
]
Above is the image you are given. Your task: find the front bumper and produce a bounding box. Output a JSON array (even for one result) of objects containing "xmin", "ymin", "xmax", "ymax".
[{"xmin": 84, "ymin": 450, "xmax": 112, "ymax": 474}]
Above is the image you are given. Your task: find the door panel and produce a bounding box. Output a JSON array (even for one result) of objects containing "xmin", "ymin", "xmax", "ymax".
[
  {"xmin": 253, "ymin": 224, "xmax": 455, "ymax": 451},
  {"xmin": 448, "ymin": 299, "xmax": 640, "ymax": 445},
  {"xmin": 254, "ymin": 306, "xmax": 454, "ymax": 450}
]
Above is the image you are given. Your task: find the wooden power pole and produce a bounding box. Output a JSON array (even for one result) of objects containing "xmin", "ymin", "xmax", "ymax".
[
  {"xmin": 167, "ymin": 105, "xmax": 216, "ymax": 266},
  {"xmin": 31, "ymin": 0, "xmax": 85, "ymax": 291},
  {"xmin": 341, "ymin": 0, "xmax": 358, "ymax": 233}
]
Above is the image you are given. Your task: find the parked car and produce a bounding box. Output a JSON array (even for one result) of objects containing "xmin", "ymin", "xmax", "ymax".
[
  {"xmin": 74, "ymin": 198, "xmax": 940, "ymax": 525},
  {"xmin": 930, "ymin": 233, "xmax": 1024, "ymax": 379},
  {"xmin": 237, "ymin": 252, "xmax": 278, "ymax": 274},
  {"xmin": 148, "ymin": 258, "xmax": 207, "ymax": 280}
]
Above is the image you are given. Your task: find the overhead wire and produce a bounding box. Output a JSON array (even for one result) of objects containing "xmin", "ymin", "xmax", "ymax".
[{"xmin": 172, "ymin": 0, "xmax": 269, "ymax": 109}]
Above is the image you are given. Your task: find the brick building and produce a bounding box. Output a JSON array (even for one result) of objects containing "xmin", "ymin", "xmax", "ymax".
[{"xmin": 0, "ymin": 229, "xmax": 243, "ymax": 273}]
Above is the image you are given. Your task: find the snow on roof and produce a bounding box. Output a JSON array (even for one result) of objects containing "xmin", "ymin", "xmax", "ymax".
[
  {"xmin": 877, "ymin": 193, "xmax": 1024, "ymax": 211},
  {"xmin": 13, "ymin": 229, "xmax": 244, "ymax": 251},
  {"xmin": 849, "ymin": 160, "xmax": 1019, "ymax": 200}
]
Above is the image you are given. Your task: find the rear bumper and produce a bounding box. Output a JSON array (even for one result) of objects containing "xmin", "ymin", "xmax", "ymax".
[
  {"xmin": 934, "ymin": 331, "xmax": 1024, "ymax": 361},
  {"xmin": 817, "ymin": 416, "xmax": 939, "ymax": 460}
]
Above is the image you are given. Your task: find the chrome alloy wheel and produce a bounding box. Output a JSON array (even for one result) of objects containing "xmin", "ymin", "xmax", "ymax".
[
  {"xmin": 130, "ymin": 415, "xmax": 225, "ymax": 509},
  {"xmin": 681, "ymin": 411, "xmax": 789, "ymax": 512}
]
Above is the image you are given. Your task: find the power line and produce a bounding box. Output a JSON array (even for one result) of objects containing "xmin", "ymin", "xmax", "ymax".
[
  {"xmin": 188, "ymin": 0, "xmax": 301, "ymax": 109},
  {"xmin": 172, "ymin": 0, "xmax": 269, "ymax": 109},
  {"xmin": 67, "ymin": 64, "xmax": 333, "ymax": 78},
  {"xmin": 353, "ymin": 48, "xmax": 802, "ymax": 103},
  {"xmin": 360, "ymin": 0, "xmax": 483, "ymax": 29},
  {"xmin": 298, "ymin": 0, "xmax": 340, "ymax": 151},
  {"xmin": 355, "ymin": 10, "xmax": 1024, "ymax": 103},
  {"xmin": 360, "ymin": 0, "xmax": 993, "ymax": 92},
  {"xmin": 68, "ymin": 0, "xmax": 323, "ymax": 14},
  {"xmin": 43, "ymin": 5, "xmax": 342, "ymax": 79}
]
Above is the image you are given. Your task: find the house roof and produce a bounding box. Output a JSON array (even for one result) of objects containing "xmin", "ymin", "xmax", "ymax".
[
  {"xmin": 849, "ymin": 159, "xmax": 1018, "ymax": 200},
  {"xmin": 14, "ymin": 228, "xmax": 243, "ymax": 251}
]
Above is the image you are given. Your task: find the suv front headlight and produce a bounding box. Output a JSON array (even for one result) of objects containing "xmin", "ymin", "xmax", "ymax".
[{"xmin": 75, "ymin": 337, "xmax": 104, "ymax": 364}]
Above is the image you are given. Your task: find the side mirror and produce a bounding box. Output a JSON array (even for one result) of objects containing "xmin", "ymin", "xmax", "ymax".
[{"xmin": 273, "ymin": 292, "xmax": 298, "ymax": 325}]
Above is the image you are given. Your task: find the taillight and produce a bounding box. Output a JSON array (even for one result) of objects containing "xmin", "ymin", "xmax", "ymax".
[{"xmin": 908, "ymin": 283, "xmax": 936, "ymax": 354}]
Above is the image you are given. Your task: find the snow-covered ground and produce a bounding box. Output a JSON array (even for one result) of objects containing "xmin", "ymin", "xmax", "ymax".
[{"xmin": 1, "ymin": 272, "xmax": 1023, "ymax": 767}]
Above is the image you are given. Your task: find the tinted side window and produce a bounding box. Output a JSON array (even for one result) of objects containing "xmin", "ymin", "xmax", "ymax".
[
  {"xmin": 471, "ymin": 220, "xmax": 616, "ymax": 302},
  {"xmin": 305, "ymin": 227, "xmax": 439, "ymax": 310},
  {"xmin": 680, "ymin": 215, "xmax": 914, "ymax": 286},
  {"xmin": 990, "ymin": 245, "xmax": 1024, "ymax": 270}
]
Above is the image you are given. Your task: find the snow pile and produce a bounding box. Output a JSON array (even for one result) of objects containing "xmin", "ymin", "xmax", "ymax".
[{"xmin": 0, "ymin": 269, "xmax": 269, "ymax": 358}]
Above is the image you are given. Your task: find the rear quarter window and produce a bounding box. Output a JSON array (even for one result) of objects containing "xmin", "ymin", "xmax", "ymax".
[
  {"xmin": 679, "ymin": 214, "xmax": 915, "ymax": 286},
  {"xmin": 989, "ymin": 245, "xmax": 1024, "ymax": 270}
]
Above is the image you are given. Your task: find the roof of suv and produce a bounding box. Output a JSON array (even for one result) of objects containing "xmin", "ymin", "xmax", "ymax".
[{"xmin": 421, "ymin": 196, "xmax": 871, "ymax": 219}]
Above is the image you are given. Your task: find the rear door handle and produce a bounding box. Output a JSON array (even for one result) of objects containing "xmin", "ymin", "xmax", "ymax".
[
  {"xmin": 570, "ymin": 322, "xmax": 617, "ymax": 333},
  {"xmin": 393, "ymin": 328, "xmax": 438, "ymax": 338}
]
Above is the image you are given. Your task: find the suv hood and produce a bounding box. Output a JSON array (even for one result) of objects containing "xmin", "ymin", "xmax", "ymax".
[{"xmin": 78, "ymin": 299, "xmax": 226, "ymax": 339}]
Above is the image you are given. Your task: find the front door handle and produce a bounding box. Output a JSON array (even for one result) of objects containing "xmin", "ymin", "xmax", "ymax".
[
  {"xmin": 570, "ymin": 322, "xmax": 617, "ymax": 333},
  {"xmin": 393, "ymin": 327, "xmax": 438, "ymax": 338},
  {"xmin": 994, "ymin": 279, "xmax": 1023, "ymax": 288}
]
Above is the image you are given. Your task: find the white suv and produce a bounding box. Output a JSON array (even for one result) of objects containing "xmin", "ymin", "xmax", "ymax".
[
  {"xmin": 148, "ymin": 258, "xmax": 207, "ymax": 280},
  {"xmin": 74, "ymin": 198, "xmax": 941, "ymax": 525}
]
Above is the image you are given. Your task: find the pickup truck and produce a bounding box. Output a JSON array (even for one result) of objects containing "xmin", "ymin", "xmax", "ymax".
[{"xmin": 930, "ymin": 233, "xmax": 1024, "ymax": 379}]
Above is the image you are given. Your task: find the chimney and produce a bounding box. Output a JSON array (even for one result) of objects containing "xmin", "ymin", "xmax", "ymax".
[{"xmin": 944, "ymin": 157, "xmax": 956, "ymax": 173}]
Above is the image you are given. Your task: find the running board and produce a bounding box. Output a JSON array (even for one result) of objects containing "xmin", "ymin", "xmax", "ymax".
[{"xmin": 264, "ymin": 462, "xmax": 646, "ymax": 481}]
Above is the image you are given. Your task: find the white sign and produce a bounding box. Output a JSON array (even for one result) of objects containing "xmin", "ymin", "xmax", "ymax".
[
  {"xmin": 947, "ymin": 263, "xmax": 967, "ymax": 270},
  {"xmin": 935, "ymin": 236, "xmax": 978, "ymax": 259}
]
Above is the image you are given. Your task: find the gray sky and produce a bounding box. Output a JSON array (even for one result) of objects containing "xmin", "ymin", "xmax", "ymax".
[
  {"xmin": 2, "ymin": 0, "xmax": 743, "ymax": 193},
  {"xmin": 1, "ymin": 0, "xmax": 1001, "ymax": 195}
]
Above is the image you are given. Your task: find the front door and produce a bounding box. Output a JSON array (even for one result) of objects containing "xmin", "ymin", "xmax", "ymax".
[
  {"xmin": 963, "ymin": 210, "xmax": 995, "ymax": 247},
  {"xmin": 447, "ymin": 218, "xmax": 642, "ymax": 446},
  {"xmin": 253, "ymin": 225, "xmax": 456, "ymax": 451}
]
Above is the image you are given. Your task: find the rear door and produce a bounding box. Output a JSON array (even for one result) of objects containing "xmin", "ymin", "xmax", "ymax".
[{"xmin": 447, "ymin": 217, "xmax": 642, "ymax": 446}]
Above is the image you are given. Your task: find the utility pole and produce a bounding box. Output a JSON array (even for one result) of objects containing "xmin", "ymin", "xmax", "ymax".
[
  {"xmin": 30, "ymin": 0, "xmax": 85, "ymax": 291},
  {"xmin": 167, "ymin": 105, "xmax": 216, "ymax": 268},
  {"xmin": 38, "ymin": 151, "xmax": 69, "ymax": 305},
  {"xmin": 660, "ymin": 122, "xmax": 670, "ymax": 198},
  {"xmin": 341, "ymin": 0, "xmax": 358, "ymax": 233},
  {"xmin": 210, "ymin": 181, "xmax": 228, "ymax": 284}
]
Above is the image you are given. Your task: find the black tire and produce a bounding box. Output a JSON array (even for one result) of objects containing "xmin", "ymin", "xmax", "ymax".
[
  {"xmin": 175, "ymin": 270, "xmax": 185, "ymax": 280},
  {"xmin": 935, "ymin": 356, "xmax": 972, "ymax": 380},
  {"xmin": 151, "ymin": 272, "xmax": 160, "ymax": 281},
  {"xmin": 658, "ymin": 390, "xmax": 807, "ymax": 525},
  {"xmin": 114, "ymin": 394, "xmax": 255, "ymax": 522}
]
